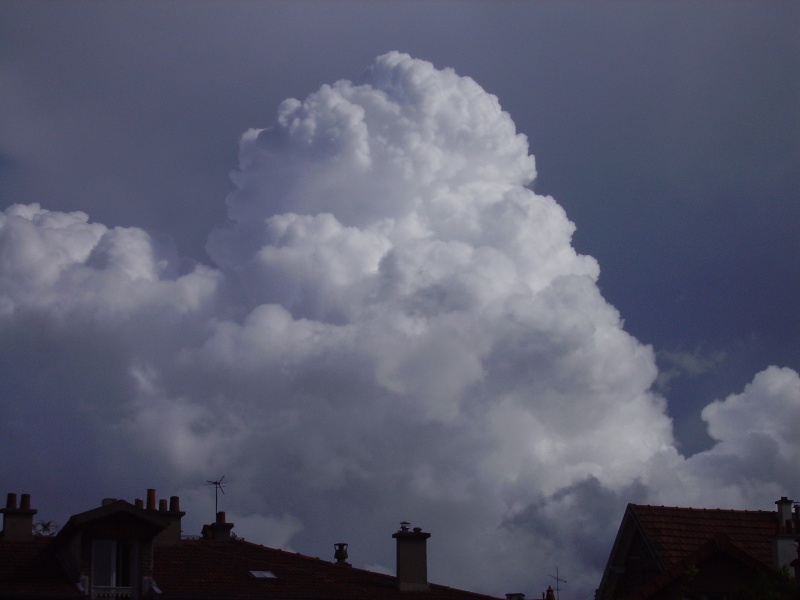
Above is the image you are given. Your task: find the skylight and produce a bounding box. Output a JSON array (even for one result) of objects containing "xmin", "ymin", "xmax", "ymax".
[{"xmin": 249, "ymin": 570, "xmax": 277, "ymax": 579}]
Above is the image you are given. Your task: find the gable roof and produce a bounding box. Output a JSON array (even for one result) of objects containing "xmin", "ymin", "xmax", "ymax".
[
  {"xmin": 66, "ymin": 498, "xmax": 149, "ymax": 524},
  {"xmin": 153, "ymin": 539, "xmax": 501, "ymax": 600},
  {"xmin": 598, "ymin": 503, "xmax": 782, "ymax": 600},
  {"xmin": 623, "ymin": 533, "xmax": 773, "ymax": 600},
  {"xmin": 56, "ymin": 498, "xmax": 169, "ymax": 541},
  {"xmin": 627, "ymin": 504, "xmax": 777, "ymax": 570}
]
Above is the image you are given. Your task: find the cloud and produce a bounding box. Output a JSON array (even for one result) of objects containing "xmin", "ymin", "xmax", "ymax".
[
  {"xmin": 693, "ymin": 366, "xmax": 800, "ymax": 489},
  {"xmin": 0, "ymin": 53, "xmax": 798, "ymax": 598},
  {"xmin": 655, "ymin": 347, "xmax": 727, "ymax": 392}
]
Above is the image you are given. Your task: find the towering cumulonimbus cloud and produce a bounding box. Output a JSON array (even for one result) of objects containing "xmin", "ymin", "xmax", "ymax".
[{"xmin": 0, "ymin": 53, "xmax": 798, "ymax": 597}]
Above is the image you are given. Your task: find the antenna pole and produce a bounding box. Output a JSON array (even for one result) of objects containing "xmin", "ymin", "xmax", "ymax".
[
  {"xmin": 548, "ymin": 567, "xmax": 567, "ymax": 600},
  {"xmin": 206, "ymin": 476, "xmax": 226, "ymax": 516}
]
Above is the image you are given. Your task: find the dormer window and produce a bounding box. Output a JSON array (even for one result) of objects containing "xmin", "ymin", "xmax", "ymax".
[{"xmin": 92, "ymin": 539, "xmax": 139, "ymax": 596}]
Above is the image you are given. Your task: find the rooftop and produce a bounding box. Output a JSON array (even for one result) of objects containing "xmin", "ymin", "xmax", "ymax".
[
  {"xmin": 0, "ymin": 489, "xmax": 503, "ymax": 600},
  {"xmin": 154, "ymin": 538, "xmax": 500, "ymax": 600},
  {"xmin": 628, "ymin": 504, "xmax": 778, "ymax": 569}
]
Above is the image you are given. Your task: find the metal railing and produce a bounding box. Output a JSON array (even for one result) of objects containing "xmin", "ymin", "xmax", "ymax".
[{"xmin": 91, "ymin": 587, "xmax": 137, "ymax": 600}]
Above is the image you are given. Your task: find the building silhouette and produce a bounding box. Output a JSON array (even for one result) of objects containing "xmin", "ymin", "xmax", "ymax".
[{"xmin": 0, "ymin": 489, "xmax": 502, "ymax": 600}]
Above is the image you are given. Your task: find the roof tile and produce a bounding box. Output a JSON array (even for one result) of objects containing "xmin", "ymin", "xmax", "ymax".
[
  {"xmin": 629, "ymin": 504, "xmax": 777, "ymax": 569},
  {"xmin": 154, "ymin": 539, "xmax": 501, "ymax": 600}
]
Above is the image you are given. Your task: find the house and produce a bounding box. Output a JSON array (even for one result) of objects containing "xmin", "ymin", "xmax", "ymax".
[
  {"xmin": 0, "ymin": 489, "xmax": 503, "ymax": 600},
  {"xmin": 597, "ymin": 497, "xmax": 800, "ymax": 600}
]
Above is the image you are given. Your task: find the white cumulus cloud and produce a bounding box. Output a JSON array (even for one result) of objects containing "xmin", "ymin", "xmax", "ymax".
[{"xmin": 0, "ymin": 53, "xmax": 797, "ymax": 598}]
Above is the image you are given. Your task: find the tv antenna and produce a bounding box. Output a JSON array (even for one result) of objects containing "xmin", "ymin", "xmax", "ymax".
[
  {"xmin": 548, "ymin": 567, "xmax": 567, "ymax": 600},
  {"xmin": 206, "ymin": 476, "xmax": 226, "ymax": 514}
]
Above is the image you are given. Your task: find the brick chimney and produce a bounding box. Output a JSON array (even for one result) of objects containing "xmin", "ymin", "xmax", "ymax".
[
  {"xmin": 773, "ymin": 496, "xmax": 798, "ymax": 573},
  {"xmin": 140, "ymin": 489, "xmax": 185, "ymax": 545},
  {"xmin": 202, "ymin": 511, "xmax": 234, "ymax": 541},
  {"xmin": 146, "ymin": 488, "xmax": 157, "ymax": 511},
  {"xmin": 1, "ymin": 493, "xmax": 38, "ymax": 540},
  {"xmin": 154, "ymin": 494, "xmax": 185, "ymax": 545},
  {"xmin": 392, "ymin": 522, "xmax": 430, "ymax": 591}
]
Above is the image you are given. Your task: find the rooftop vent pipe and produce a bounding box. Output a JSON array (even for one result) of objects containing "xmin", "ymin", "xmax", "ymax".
[{"xmin": 334, "ymin": 542, "xmax": 351, "ymax": 566}]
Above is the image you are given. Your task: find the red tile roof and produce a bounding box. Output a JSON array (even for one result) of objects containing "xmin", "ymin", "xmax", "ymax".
[
  {"xmin": 0, "ymin": 537, "xmax": 82, "ymax": 598},
  {"xmin": 0, "ymin": 535, "xmax": 500, "ymax": 600},
  {"xmin": 628, "ymin": 504, "xmax": 777, "ymax": 569},
  {"xmin": 624, "ymin": 533, "xmax": 774, "ymax": 600},
  {"xmin": 154, "ymin": 539, "xmax": 501, "ymax": 600}
]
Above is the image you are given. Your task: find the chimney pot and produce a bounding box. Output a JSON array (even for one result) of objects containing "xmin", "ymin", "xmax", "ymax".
[
  {"xmin": 147, "ymin": 489, "xmax": 157, "ymax": 510},
  {"xmin": 216, "ymin": 511, "xmax": 226, "ymax": 525},
  {"xmin": 169, "ymin": 496, "xmax": 180, "ymax": 513},
  {"xmin": 159, "ymin": 499, "xmax": 168, "ymax": 512},
  {"xmin": 135, "ymin": 498, "xmax": 144, "ymax": 509},
  {"xmin": 334, "ymin": 542, "xmax": 351, "ymax": 566},
  {"xmin": 19, "ymin": 494, "xmax": 31, "ymax": 511},
  {"xmin": 5, "ymin": 493, "xmax": 17, "ymax": 510}
]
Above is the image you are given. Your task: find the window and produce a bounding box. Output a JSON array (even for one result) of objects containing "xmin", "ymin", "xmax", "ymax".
[
  {"xmin": 92, "ymin": 540, "xmax": 139, "ymax": 589},
  {"xmin": 250, "ymin": 570, "xmax": 277, "ymax": 579}
]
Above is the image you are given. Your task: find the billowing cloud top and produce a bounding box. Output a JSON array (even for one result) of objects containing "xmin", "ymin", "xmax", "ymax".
[{"xmin": 0, "ymin": 53, "xmax": 797, "ymax": 597}]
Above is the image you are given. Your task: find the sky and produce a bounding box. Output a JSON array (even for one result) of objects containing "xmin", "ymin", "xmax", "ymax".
[{"xmin": 0, "ymin": 2, "xmax": 798, "ymax": 598}]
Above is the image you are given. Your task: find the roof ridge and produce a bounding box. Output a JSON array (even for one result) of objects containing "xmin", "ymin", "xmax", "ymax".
[{"xmin": 632, "ymin": 503, "xmax": 775, "ymax": 513}]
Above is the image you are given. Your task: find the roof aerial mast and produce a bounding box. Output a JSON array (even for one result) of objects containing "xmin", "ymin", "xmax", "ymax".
[
  {"xmin": 206, "ymin": 476, "xmax": 226, "ymax": 514},
  {"xmin": 548, "ymin": 567, "xmax": 566, "ymax": 600}
]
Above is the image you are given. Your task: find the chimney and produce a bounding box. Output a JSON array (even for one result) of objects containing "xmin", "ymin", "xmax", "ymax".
[
  {"xmin": 544, "ymin": 586, "xmax": 556, "ymax": 600},
  {"xmin": 201, "ymin": 511, "xmax": 234, "ymax": 541},
  {"xmin": 777, "ymin": 497, "xmax": 794, "ymax": 533},
  {"xmin": 1, "ymin": 493, "xmax": 38, "ymax": 540},
  {"xmin": 773, "ymin": 496, "xmax": 797, "ymax": 572},
  {"xmin": 153, "ymin": 494, "xmax": 185, "ymax": 545},
  {"xmin": 392, "ymin": 522, "xmax": 430, "ymax": 591},
  {"xmin": 795, "ymin": 503, "xmax": 800, "ymax": 581},
  {"xmin": 146, "ymin": 488, "xmax": 157, "ymax": 511},
  {"xmin": 334, "ymin": 542, "xmax": 351, "ymax": 566}
]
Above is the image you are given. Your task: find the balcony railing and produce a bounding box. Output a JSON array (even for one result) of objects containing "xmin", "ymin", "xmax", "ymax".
[{"xmin": 91, "ymin": 587, "xmax": 137, "ymax": 600}]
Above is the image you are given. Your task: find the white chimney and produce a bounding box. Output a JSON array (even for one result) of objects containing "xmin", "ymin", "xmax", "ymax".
[
  {"xmin": 392, "ymin": 522, "xmax": 431, "ymax": 591},
  {"xmin": 772, "ymin": 496, "xmax": 798, "ymax": 575},
  {"xmin": 1, "ymin": 493, "xmax": 37, "ymax": 540}
]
